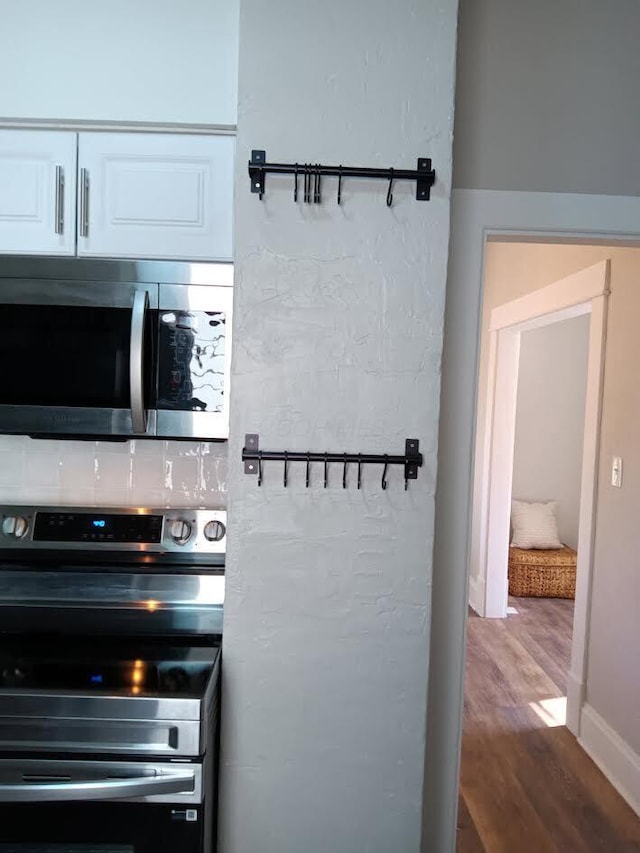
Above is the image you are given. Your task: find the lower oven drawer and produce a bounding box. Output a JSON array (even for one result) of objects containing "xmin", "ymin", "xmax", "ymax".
[
  {"xmin": 0, "ymin": 759, "xmax": 208, "ymax": 853},
  {"xmin": 0, "ymin": 802, "xmax": 204, "ymax": 853}
]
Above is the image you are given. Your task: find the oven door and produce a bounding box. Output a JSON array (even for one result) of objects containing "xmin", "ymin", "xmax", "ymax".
[
  {"xmin": 0, "ymin": 759, "xmax": 206, "ymax": 853},
  {"xmin": 0, "ymin": 280, "xmax": 158, "ymax": 438}
]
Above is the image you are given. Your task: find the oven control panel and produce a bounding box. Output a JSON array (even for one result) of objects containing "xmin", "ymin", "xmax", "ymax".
[
  {"xmin": 33, "ymin": 512, "xmax": 163, "ymax": 544},
  {"xmin": 0, "ymin": 506, "xmax": 226, "ymax": 554}
]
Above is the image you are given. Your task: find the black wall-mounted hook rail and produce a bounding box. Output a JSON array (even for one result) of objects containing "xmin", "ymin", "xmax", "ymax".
[
  {"xmin": 242, "ymin": 435, "xmax": 423, "ymax": 489},
  {"xmin": 248, "ymin": 150, "xmax": 435, "ymax": 206}
]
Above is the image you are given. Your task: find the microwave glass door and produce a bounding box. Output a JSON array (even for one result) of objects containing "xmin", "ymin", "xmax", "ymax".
[
  {"xmin": 0, "ymin": 281, "xmax": 158, "ymax": 438},
  {"xmin": 3, "ymin": 304, "xmax": 132, "ymax": 407}
]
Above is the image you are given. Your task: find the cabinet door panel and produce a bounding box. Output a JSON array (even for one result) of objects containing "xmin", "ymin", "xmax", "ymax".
[
  {"xmin": 77, "ymin": 133, "xmax": 234, "ymax": 261},
  {"xmin": 0, "ymin": 131, "xmax": 77, "ymax": 255}
]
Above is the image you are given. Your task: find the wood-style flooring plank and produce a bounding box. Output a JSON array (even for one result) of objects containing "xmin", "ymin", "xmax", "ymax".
[
  {"xmin": 460, "ymin": 725, "xmax": 559, "ymax": 853},
  {"xmin": 457, "ymin": 597, "xmax": 640, "ymax": 853},
  {"xmin": 456, "ymin": 794, "xmax": 485, "ymax": 853},
  {"xmin": 506, "ymin": 596, "xmax": 574, "ymax": 693}
]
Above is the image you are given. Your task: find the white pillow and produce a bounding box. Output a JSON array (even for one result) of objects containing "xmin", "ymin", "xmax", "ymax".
[{"xmin": 511, "ymin": 500, "xmax": 562, "ymax": 550}]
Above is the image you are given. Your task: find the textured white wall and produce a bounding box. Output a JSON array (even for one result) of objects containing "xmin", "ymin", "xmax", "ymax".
[
  {"xmin": 512, "ymin": 316, "xmax": 590, "ymax": 549},
  {"xmin": 0, "ymin": 436, "xmax": 227, "ymax": 507},
  {"xmin": 219, "ymin": 1, "xmax": 458, "ymax": 851},
  {"xmin": 0, "ymin": 0, "xmax": 238, "ymax": 125}
]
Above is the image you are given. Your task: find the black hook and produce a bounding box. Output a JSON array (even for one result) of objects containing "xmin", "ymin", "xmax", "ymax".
[
  {"xmin": 381, "ymin": 455, "xmax": 389, "ymax": 490},
  {"xmin": 305, "ymin": 453, "xmax": 311, "ymax": 488},
  {"xmin": 343, "ymin": 453, "xmax": 348, "ymax": 489},
  {"xmin": 324, "ymin": 454, "xmax": 328, "ymax": 488},
  {"xmin": 386, "ymin": 168, "xmax": 394, "ymax": 207},
  {"xmin": 357, "ymin": 455, "xmax": 362, "ymax": 490},
  {"xmin": 257, "ymin": 452, "xmax": 263, "ymax": 487},
  {"xmin": 337, "ymin": 165, "xmax": 343, "ymax": 205},
  {"xmin": 404, "ymin": 461, "xmax": 409, "ymax": 491},
  {"xmin": 304, "ymin": 164, "xmax": 311, "ymax": 204},
  {"xmin": 314, "ymin": 164, "xmax": 321, "ymax": 204},
  {"xmin": 294, "ymin": 163, "xmax": 299, "ymax": 202},
  {"xmin": 283, "ymin": 451, "xmax": 288, "ymax": 488}
]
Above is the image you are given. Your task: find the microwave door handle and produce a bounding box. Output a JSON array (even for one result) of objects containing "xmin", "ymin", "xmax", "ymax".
[
  {"xmin": 130, "ymin": 289, "xmax": 149, "ymax": 434},
  {"xmin": 0, "ymin": 769, "xmax": 195, "ymax": 802}
]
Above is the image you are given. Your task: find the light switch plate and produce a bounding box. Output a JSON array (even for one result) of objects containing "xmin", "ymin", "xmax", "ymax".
[{"xmin": 611, "ymin": 456, "xmax": 623, "ymax": 488}]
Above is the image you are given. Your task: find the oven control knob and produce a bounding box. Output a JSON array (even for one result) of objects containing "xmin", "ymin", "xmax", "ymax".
[
  {"xmin": 2, "ymin": 516, "xmax": 28, "ymax": 539},
  {"xmin": 203, "ymin": 520, "xmax": 226, "ymax": 542},
  {"xmin": 168, "ymin": 519, "xmax": 192, "ymax": 545}
]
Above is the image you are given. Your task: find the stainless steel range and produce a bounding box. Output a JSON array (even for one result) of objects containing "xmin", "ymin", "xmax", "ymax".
[{"xmin": 0, "ymin": 504, "xmax": 226, "ymax": 853}]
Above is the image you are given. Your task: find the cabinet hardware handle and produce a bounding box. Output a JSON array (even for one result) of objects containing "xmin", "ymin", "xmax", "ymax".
[
  {"xmin": 54, "ymin": 166, "xmax": 64, "ymax": 235},
  {"xmin": 79, "ymin": 168, "xmax": 89, "ymax": 237}
]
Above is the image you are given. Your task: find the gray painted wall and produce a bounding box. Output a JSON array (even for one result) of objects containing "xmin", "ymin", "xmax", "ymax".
[
  {"xmin": 453, "ymin": 0, "xmax": 640, "ymax": 195},
  {"xmin": 587, "ymin": 250, "xmax": 640, "ymax": 756},
  {"xmin": 433, "ymin": 2, "xmax": 640, "ymax": 845},
  {"xmin": 513, "ymin": 316, "xmax": 590, "ymax": 550},
  {"xmin": 219, "ymin": 1, "xmax": 458, "ymax": 851}
]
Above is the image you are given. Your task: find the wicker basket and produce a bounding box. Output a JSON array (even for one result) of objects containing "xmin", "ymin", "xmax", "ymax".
[{"xmin": 508, "ymin": 546, "xmax": 577, "ymax": 599}]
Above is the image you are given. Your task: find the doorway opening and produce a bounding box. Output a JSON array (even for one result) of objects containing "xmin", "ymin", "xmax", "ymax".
[
  {"xmin": 455, "ymin": 240, "xmax": 640, "ymax": 852},
  {"xmin": 469, "ymin": 252, "xmax": 608, "ymax": 732}
]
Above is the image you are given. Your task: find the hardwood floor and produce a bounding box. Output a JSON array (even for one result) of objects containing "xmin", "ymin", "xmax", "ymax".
[{"xmin": 456, "ymin": 596, "xmax": 640, "ymax": 852}]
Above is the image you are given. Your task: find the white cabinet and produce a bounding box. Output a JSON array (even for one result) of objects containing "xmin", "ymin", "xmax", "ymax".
[
  {"xmin": 77, "ymin": 133, "xmax": 234, "ymax": 261},
  {"xmin": 0, "ymin": 130, "xmax": 234, "ymax": 261},
  {"xmin": 0, "ymin": 131, "xmax": 77, "ymax": 256}
]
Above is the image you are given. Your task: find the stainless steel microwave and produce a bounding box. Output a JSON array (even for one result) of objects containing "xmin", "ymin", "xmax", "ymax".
[{"xmin": 0, "ymin": 258, "xmax": 232, "ymax": 440}]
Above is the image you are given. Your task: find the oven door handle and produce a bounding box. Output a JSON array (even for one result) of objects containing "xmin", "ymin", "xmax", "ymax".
[
  {"xmin": 130, "ymin": 288, "xmax": 149, "ymax": 434},
  {"xmin": 0, "ymin": 769, "xmax": 195, "ymax": 802}
]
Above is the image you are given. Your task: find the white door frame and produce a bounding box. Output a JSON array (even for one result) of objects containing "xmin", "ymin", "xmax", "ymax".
[{"xmin": 480, "ymin": 261, "xmax": 609, "ymax": 733}]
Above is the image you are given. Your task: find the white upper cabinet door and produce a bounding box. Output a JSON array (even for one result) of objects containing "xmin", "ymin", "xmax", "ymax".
[
  {"xmin": 0, "ymin": 131, "xmax": 77, "ymax": 256},
  {"xmin": 77, "ymin": 133, "xmax": 234, "ymax": 261}
]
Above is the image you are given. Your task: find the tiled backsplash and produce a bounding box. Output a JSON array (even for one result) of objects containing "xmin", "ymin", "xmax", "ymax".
[{"xmin": 0, "ymin": 436, "xmax": 227, "ymax": 508}]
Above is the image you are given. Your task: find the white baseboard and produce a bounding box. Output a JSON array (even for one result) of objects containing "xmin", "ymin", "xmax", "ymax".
[
  {"xmin": 566, "ymin": 672, "xmax": 585, "ymax": 736},
  {"xmin": 579, "ymin": 704, "xmax": 640, "ymax": 817},
  {"xmin": 468, "ymin": 574, "xmax": 485, "ymax": 616}
]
